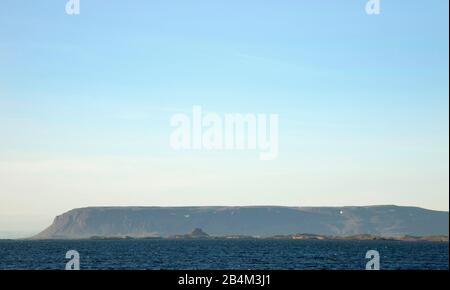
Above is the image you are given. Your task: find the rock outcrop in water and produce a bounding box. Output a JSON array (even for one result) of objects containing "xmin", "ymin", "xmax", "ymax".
[
  {"xmin": 169, "ymin": 228, "xmax": 210, "ymax": 239},
  {"xmin": 32, "ymin": 205, "xmax": 449, "ymax": 239}
]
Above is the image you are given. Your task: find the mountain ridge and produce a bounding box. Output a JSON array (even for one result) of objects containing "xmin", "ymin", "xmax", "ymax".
[{"xmin": 32, "ymin": 205, "xmax": 449, "ymax": 239}]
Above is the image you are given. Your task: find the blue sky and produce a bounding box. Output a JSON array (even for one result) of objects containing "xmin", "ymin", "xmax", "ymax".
[{"xmin": 0, "ymin": 1, "xmax": 448, "ymax": 234}]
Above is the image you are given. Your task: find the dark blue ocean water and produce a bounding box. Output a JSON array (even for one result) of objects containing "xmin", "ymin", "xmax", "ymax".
[{"xmin": 0, "ymin": 240, "xmax": 448, "ymax": 270}]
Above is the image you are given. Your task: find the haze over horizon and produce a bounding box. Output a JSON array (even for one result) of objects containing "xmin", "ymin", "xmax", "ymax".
[{"xmin": 0, "ymin": 1, "xmax": 449, "ymax": 237}]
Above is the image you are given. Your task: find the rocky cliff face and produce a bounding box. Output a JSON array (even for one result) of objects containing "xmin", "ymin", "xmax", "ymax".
[{"xmin": 32, "ymin": 205, "xmax": 449, "ymax": 239}]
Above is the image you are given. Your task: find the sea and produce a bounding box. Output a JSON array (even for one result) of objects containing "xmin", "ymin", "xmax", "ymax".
[{"xmin": 0, "ymin": 239, "xmax": 448, "ymax": 270}]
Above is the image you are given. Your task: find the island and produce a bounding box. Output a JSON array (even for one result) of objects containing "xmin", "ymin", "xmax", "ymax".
[{"xmin": 31, "ymin": 205, "xmax": 449, "ymax": 240}]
